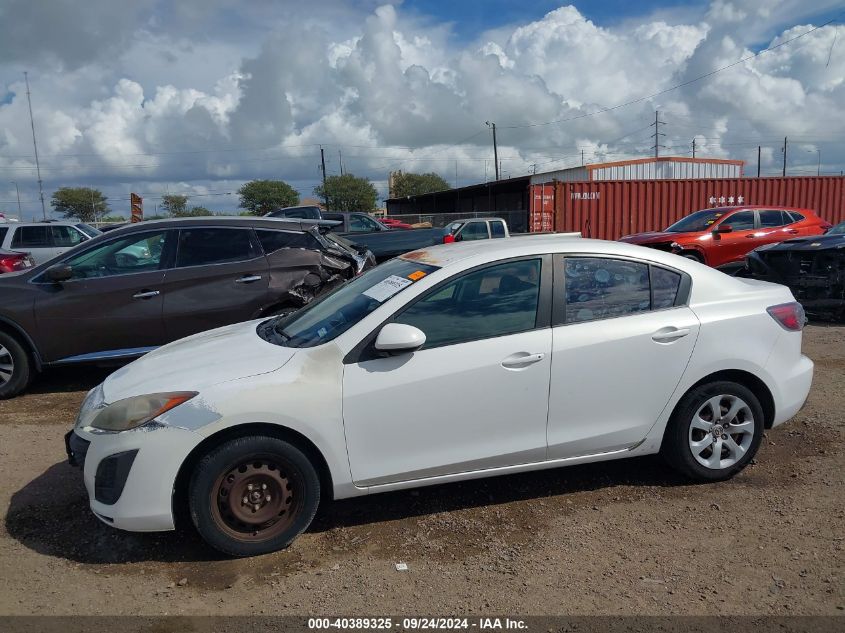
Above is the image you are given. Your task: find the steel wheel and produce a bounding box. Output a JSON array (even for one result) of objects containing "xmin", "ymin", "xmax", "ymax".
[
  {"xmin": 210, "ymin": 457, "xmax": 302, "ymax": 543},
  {"xmin": 0, "ymin": 344, "xmax": 14, "ymax": 387},
  {"xmin": 688, "ymin": 394, "xmax": 755, "ymax": 469}
]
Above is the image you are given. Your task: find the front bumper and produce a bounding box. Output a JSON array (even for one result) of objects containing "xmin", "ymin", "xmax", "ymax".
[{"xmin": 66, "ymin": 424, "xmax": 204, "ymax": 532}]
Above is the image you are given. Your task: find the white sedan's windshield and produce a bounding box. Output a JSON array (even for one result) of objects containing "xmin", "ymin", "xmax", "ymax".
[{"xmin": 268, "ymin": 259, "xmax": 439, "ymax": 348}]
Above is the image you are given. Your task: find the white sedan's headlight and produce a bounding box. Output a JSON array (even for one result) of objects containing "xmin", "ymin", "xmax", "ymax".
[
  {"xmin": 89, "ymin": 392, "xmax": 198, "ymax": 432},
  {"xmin": 75, "ymin": 383, "xmax": 106, "ymax": 429}
]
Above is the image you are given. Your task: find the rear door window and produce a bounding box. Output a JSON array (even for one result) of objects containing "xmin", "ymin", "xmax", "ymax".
[
  {"xmin": 11, "ymin": 226, "xmax": 50, "ymax": 248},
  {"xmin": 175, "ymin": 228, "xmax": 258, "ymax": 267},
  {"xmin": 256, "ymin": 229, "xmax": 319, "ymax": 253},
  {"xmin": 564, "ymin": 257, "xmax": 651, "ymax": 323},
  {"xmin": 490, "ymin": 221, "xmax": 506, "ymax": 238},
  {"xmin": 0, "ymin": 227, "xmax": 8, "ymax": 245},
  {"xmin": 759, "ymin": 210, "xmax": 788, "ymax": 228}
]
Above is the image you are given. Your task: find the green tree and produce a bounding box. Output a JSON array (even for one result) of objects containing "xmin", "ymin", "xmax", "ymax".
[
  {"xmin": 238, "ymin": 179, "xmax": 299, "ymax": 215},
  {"xmin": 161, "ymin": 194, "xmax": 189, "ymax": 216},
  {"xmin": 187, "ymin": 205, "xmax": 212, "ymax": 216},
  {"xmin": 51, "ymin": 187, "xmax": 109, "ymax": 222},
  {"xmin": 391, "ymin": 171, "xmax": 451, "ymax": 198},
  {"xmin": 314, "ymin": 173, "xmax": 378, "ymax": 212}
]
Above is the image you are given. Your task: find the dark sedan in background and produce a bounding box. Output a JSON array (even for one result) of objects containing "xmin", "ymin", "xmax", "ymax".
[
  {"xmin": 741, "ymin": 221, "xmax": 845, "ymax": 321},
  {"xmin": 0, "ymin": 216, "xmax": 374, "ymax": 398}
]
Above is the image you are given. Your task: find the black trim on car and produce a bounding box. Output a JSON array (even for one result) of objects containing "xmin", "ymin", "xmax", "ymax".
[{"xmin": 94, "ymin": 449, "xmax": 139, "ymax": 505}]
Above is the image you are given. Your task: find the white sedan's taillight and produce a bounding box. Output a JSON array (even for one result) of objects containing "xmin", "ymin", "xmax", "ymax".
[{"xmin": 767, "ymin": 302, "xmax": 806, "ymax": 331}]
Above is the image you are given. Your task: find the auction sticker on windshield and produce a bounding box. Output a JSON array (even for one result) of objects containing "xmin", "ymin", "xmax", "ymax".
[{"xmin": 363, "ymin": 275, "xmax": 413, "ymax": 302}]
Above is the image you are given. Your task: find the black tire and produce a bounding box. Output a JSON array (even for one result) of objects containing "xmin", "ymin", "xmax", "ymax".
[
  {"xmin": 661, "ymin": 381, "xmax": 764, "ymax": 482},
  {"xmin": 188, "ymin": 435, "xmax": 320, "ymax": 557},
  {"xmin": 0, "ymin": 330, "xmax": 32, "ymax": 400},
  {"xmin": 681, "ymin": 251, "xmax": 703, "ymax": 263}
]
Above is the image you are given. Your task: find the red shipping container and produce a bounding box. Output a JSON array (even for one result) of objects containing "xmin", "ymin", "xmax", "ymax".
[{"xmin": 539, "ymin": 177, "xmax": 845, "ymax": 240}]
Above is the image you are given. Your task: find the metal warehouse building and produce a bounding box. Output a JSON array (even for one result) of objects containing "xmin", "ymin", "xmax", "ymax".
[{"xmin": 530, "ymin": 157, "xmax": 744, "ymax": 184}]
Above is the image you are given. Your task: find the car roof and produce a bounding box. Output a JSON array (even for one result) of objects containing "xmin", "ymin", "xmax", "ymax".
[
  {"xmin": 0, "ymin": 220, "xmax": 82, "ymax": 226},
  {"xmin": 104, "ymin": 216, "xmax": 327, "ymax": 234},
  {"xmin": 400, "ymin": 233, "xmax": 712, "ymax": 272}
]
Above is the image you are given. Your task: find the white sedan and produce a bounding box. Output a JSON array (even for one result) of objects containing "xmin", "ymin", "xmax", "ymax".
[{"xmin": 66, "ymin": 236, "xmax": 813, "ymax": 556}]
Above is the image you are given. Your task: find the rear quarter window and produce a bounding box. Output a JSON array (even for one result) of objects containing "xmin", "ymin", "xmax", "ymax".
[
  {"xmin": 0, "ymin": 227, "xmax": 8, "ymax": 244},
  {"xmin": 11, "ymin": 226, "xmax": 50, "ymax": 248}
]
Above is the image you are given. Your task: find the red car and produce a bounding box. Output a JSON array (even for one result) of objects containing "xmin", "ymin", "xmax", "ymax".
[
  {"xmin": 619, "ymin": 206, "xmax": 831, "ymax": 268},
  {"xmin": 0, "ymin": 249, "xmax": 34, "ymax": 274},
  {"xmin": 379, "ymin": 217, "xmax": 413, "ymax": 230}
]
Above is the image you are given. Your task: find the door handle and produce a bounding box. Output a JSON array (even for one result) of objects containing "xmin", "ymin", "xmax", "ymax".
[
  {"xmin": 745, "ymin": 234, "xmax": 758, "ymax": 238},
  {"xmin": 501, "ymin": 352, "xmax": 545, "ymax": 369},
  {"xmin": 787, "ymin": 229, "xmax": 799, "ymax": 234},
  {"xmin": 652, "ymin": 327, "xmax": 690, "ymax": 343},
  {"xmin": 235, "ymin": 275, "xmax": 263, "ymax": 284},
  {"xmin": 133, "ymin": 290, "xmax": 160, "ymax": 300}
]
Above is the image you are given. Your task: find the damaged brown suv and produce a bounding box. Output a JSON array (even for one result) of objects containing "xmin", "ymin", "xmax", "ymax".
[{"xmin": 0, "ymin": 216, "xmax": 374, "ymax": 398}]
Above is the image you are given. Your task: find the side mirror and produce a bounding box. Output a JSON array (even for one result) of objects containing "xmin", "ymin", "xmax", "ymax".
[
  {"xmin": 374, "ymin": 323, "xmax": 426, "ymax": 355},
  {"xmin": 45, "ymin": 264, "xmax": 73, "ymax": 283},
  {"xmin": 713, "ymin": 224, "xmax": 733, "ymax": 234}
]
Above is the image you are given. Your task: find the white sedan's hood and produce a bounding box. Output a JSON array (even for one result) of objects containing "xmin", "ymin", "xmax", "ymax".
[{"xmin": 103, "ymin": 320, "xmax": 297, "ymax": 402}]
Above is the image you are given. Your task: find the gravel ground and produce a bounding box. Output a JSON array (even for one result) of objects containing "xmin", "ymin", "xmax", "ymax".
[{"xmin": 0, "ymin": 325, "xmax": 842, "ymax": 616}]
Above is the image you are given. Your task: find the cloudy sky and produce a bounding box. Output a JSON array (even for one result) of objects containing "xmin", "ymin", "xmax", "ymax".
[{"xmin": 0, "ymin": 0, "xmax": 843, "ymax": 218}]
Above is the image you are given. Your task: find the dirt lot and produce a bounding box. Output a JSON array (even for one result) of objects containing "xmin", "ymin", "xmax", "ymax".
[{"xmin": 0, "ymin": 325, "xmax": 843, "ymax": 616}]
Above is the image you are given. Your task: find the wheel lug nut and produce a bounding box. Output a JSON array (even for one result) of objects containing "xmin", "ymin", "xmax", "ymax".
[
  {"xmin": 265, "ymin": 495, "xmax": 271, "ymax": 502},
  {"xmin": 247, "ymin": 484, "xmax": 254, "ymax": 491},
  {"xmin": 253, "ymin": 504, "xmax": 260, "ymax": 511},
  {"xmin": 242, "ymin": 496, "xmax": 249, "ymax": 504},
  {"xmin": 261, "ymin": 483, "xmax": 267, "ymax": 490}
]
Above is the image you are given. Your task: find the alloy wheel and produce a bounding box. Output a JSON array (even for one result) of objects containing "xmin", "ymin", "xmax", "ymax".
[
  {"xmin": 210, "ymin": 457, "xmax": 301, "ymax": 542},
  {"xmin": 0, "ymin": 345, "xmax": 14, "ymax": 387},
  {"xmin": 688, "ymin": 394, "xmax": 755, "ymax": 470}
]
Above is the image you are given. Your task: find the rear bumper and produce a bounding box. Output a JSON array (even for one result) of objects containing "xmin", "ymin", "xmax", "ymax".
[{"xmin": 770, "ymin": 353, "xmax": 814, "ymax": 427}]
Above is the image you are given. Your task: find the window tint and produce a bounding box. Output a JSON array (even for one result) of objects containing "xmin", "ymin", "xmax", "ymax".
[
  {"xmin": 50, "ymin": 225, "xmax": 86, "ymax": 247},
  {"xmin": 75, "ymin": 223, "xmax": 101, "ymax": 238},
  {"xmin": 63, "ymin": 231, "xmax": 168, "ymax": 279},
  {"xmin": 723, "ymin": 211, "xmax": 755, "ymax": 231},
  {"xmin": 490, "ymin": 221, "xmax": 506, "ymax": 238},
  {"xmin": 11, "ymin": 226, "xmax": 50, "ymax": 248},
  {"xmin": 323, "ymin": 213, "xmax": 344, "ymax": 222},
  {"xmin": 759, "ymin": 210, "xmax": 787, "ymax": 228},
  {"xmin": 787, "ymin": 211, "xmax": 805, "ymax": 223},
  {"xmin": 176, "ymin": 228, "xmax": 257, "ymax": 267},
  {"xmin": 652, "ymin": 267, "xmax": 682, "ymax": 310},
  {"xmin": 0, "ymin": 227, "xmax": 8, "ymax": 244},
  {"xmin": 256, "ymin": 229, "xmax": 319, "ymax": 253},
  {"xmin": 395, "ymin": 259, "xmax": 541, "ymax": 348},
  {"xmin": 459, "ymin": 222, "xmax": 489, "ymax": 241},
  {"xmin": 564, "ymin": 258, "xmax": 650, "ymax": 323},
  {"xmin": 348, "ymin": 214, "xmax": 380, "ymax": 232}
]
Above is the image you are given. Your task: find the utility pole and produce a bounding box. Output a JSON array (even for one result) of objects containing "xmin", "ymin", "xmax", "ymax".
[
  {"xmin": 529, "ymin": 163, "xmax": 537, "ymax": 175},
  {"xmin": 91, "ymin": 189, "xmax": 97, "ymax": 225},
  {"xmin": 338, "ymin": 149, "xmax": 344, "ymax": 176},
  {"xmin": 782, "ymin": 136, "xmax": 788, "ymax": 177},
  {"xmin": 10, "ymin": 181, "xmax": 21, "ymax": 215},
  {"xmin": 650, "ymin": 110, "xmax": 666, "ymax": 159},
  {"xmin": 319, "ymin": 146, "xmax": 328, "ymax": 209},
  {"xmin": 816, "ymin": 149, "xmax": 821, "ymax": 176},
  {"xmin": 757, "ymin": 146, "xmax": 761, "ymax": 177},
  {"xmin": 581, "ymin": 149, "xmax": 585, "ymax": 166},
  {"xmin": 24, "ymin": 72, "xmax": 46, "ymax": 220},
  {"xmin": 692, "ymin": 138, "xmax": 696, "ymax": 159},
  {"xmin": 454, "ymin": 160, "xmax": 458, "ymax": 188},
  {"xmin": 486, "ymin": 121, "xmax": 499, "ymax": 180}
]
